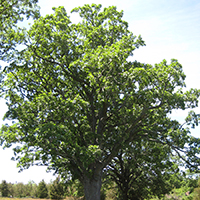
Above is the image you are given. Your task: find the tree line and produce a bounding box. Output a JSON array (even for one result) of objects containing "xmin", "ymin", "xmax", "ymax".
[
  {"xmin": 0, "ymin": 177, "xmax": 64, "ymax": 199},
  {"xmin": 0, "ymin": 173, "xmax": 200, "ymax": 200},
  {"xmin": 1, "ymin": 1, "xmax": 200, "ymax": 200}
]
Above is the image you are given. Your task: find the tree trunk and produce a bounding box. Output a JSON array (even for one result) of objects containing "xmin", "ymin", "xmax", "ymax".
[{"xmin": 83, "ymin": 170, "xmax": 102, "ymax": 200}]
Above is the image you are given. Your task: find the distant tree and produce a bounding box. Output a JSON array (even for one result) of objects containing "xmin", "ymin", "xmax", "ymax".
[
  {"xmin": 37, "ymin": 179, "xmax": 48, "ymax": 198},
  {"xmin": 0, "ymin": 180, "xmax": 9, "ymax": 197},
  {"xmin": 13, "ymin": 182, "xmax": 27, "ymax": 198},
  {"xmin": 64, "ymin": 179, "xmax": 84, "ymax": 199},
  {"xmin": 32, "ymin": 184, "xmax": 38, "ymax": 197},
  {"xmin": 28, "ymin": 181, "xmax": 38, "ymax": 198},
  {"xmin": 26, "ymin": 181, "xmax": 33, "ymax": 197},
  {"xmin": 21, "ymin": 181, "xmax": 36, "ymax": 197},
  {"xmin": 49, "ymin": 177, "xmax": 64, "ymax": 200},
  {"xmin": 7, "ymin": 182, "xmax": 15, "ymax": 197}
]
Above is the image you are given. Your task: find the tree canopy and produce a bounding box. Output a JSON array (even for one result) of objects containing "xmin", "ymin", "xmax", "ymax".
[
  {"xmin": 106, "ymin": 142, "xmax": 181, "ymax": 199},
  {"xmin": 0, "ymin": 4, "xmax": 200, "ymax": 200},
  {"xmin": 0, "ymin": 0, "xmax": 40, "ymax": 60}
]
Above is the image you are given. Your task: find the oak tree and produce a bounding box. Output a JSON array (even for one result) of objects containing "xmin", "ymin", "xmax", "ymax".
[{"xmin": 1, "ymin": 4, "xmax": 200, "ymax": 200}]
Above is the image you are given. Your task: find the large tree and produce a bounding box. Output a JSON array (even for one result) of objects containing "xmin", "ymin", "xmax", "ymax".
[{"xmin": 0, "ymin": 4, "xmax": 200, "ymax": 200}]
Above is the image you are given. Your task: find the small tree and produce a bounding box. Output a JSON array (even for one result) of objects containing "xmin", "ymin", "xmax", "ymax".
[
  {"xmin": 49, "ymin": 177, "xmax": 64, "ymax": 200},
  {"xmin": 7, "ymin": 183, "xmax": 15, "ymax": 197},
  {"xmin": 0, "ymin": 180, "xmax": 9, "ymax": 197},
  {"xmin": 37, "ymin": 180, "xmax": 48, "ymax": 198},
  {"xmin": 30, "ymin": 182, "xmax": 38, "ymax": 198},
  {"xmin": 13, "ymin": 182, "xmax": 27, "ymax": 198},
  {"xmin": 25, "ymin": 181, "xmax": 35, "ymax": 197}
]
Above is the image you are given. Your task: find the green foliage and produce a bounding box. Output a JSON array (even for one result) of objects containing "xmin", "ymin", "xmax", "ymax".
[
  {"xmin": 37, "ymin": 180, "xmax": 48, "ymax": 198},
  {"xmin": 0, "ymin": 180, "xmax": 9, "ymax": 197},
  {"xmin": 103, "ymin": 182, "xmax": 118, "ymax": 200},
  {"xmin": 7, "ymin": 183, "xmax": 15, "ymax": 197},
  {"xmin": 13, "ymin": 182, "xmax": 27, "ymax": 198},
  {"xmin": 49, "ymin": 177, "xmax": 64, "ymax": 200},
  {"xmin": 0, "ymin": 180, "xmax": 48, "ymax": 198},
  {"xmin": 11, "ymin": 181, "xmax": 38, "ymax": 198},
  {"xmin": 106, "ymin": 144, "xmax": 183, "ymax": 199},
  {"xmin": 0, "ymin": 0, "xmax": 40, "ymax": 60},
  {"xmin": 194, "ymin": 178, "xmax": 200, "ymax": 200},
  {"xmin": 0, "ymin": 180, "xmax": 38, "ymax": 198},
  {"xmin": 25, "ymin": 181, "xmax": 36, "ymax": 197},
  {"xmin": 64, "ymin": 179, "xmax": 84, "ymax": 198},
  {"xmin": 1, "ymin": 3, "xmax": 200, "ymax": 199},
  {"xmin": 154, "ymin": 174, "xmax": 199, "ymax": 200}
]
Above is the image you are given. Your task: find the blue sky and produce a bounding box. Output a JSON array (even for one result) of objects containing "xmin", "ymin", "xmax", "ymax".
[{"xmin": 0, "ymin": 0, "xmax": 200, "ymax": 184}]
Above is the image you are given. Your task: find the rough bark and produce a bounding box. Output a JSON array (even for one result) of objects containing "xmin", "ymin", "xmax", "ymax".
[{"xmin": 83, "ymin": 170, "xmax": 102, "ymax": 200}]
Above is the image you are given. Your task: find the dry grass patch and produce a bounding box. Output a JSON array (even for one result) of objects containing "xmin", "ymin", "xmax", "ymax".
[
  {"xmin": 0, "ymin": 198, "xmax": 84, "ymax": 200},
  {"xmin": 0, "ymin": 199, "xmax": 49, "ymax": 200}
]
